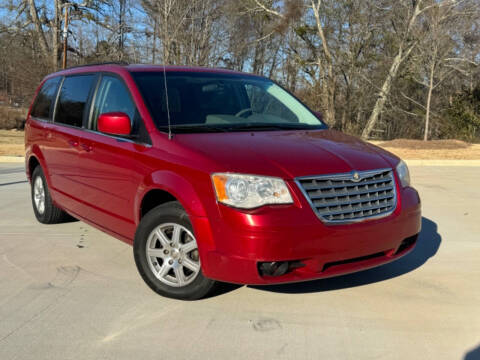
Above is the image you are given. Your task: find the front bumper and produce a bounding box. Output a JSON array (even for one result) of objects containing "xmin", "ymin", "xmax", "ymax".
[{"xmin": 192, "ymin": 184, "xmax": 421, "ymax": 285}]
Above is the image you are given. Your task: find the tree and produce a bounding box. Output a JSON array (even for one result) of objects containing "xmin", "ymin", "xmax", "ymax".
[
  {"xmin": 251, "ymin": 0, "xmax": 337, "ymax": 124},
  {"xmin": 414, "ymin": 0, "xmax": 478, "ymax": 140},
  {"xmin": 361, "ymin": 0, "xmax": 430, "ymax": 139},
  {"xmin": 140, "ymin": 0, "xmax": 222, "ymax": 66},
  {"xmin": 1, "ymin": 0, "xmax": 480, "ymax": 141}
]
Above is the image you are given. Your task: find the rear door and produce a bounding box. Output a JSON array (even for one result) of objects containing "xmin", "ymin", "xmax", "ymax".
[
  {"xmin": 74, "ymin": 74, "xmax": 151, "ymax": 240},
  {"xmin": 27, "ymin": 77, "xmax": 61, "ymax": 181},
  {"xmin": 45, "ymin": 74, "xmax": 97, "ymax": 213}
]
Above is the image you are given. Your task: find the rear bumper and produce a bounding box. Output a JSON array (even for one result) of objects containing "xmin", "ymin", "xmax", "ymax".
[{"xmin": 192, "ymin": 186, "xmax": 421, "ymax": 285}]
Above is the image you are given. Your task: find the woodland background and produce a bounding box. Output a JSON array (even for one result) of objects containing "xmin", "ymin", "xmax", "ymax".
[{"xmin": 0, "ymin": 0, "xmax": 479, "ymax": 141}]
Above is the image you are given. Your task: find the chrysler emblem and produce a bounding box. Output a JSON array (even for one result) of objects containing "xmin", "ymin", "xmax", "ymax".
[{"xmin": 352, "ymin": 171, "xmax": 361, "ymax": 182}]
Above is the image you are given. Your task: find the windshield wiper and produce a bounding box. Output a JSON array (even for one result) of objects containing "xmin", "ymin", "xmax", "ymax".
[
  {"xmin": 224, "ymin": 123, "xmax": 321, "ymax": 131},
  {"xmin": 158, "ymin": 125, "xmax": 230, "ymax": 133},
  {"xmin": 157, "ymin": 123, "xmax": 324, "ymax": 134}
]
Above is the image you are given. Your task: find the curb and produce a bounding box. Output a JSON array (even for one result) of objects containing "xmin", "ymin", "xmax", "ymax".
[
  {"xmin": 405, "ymin": 159, "xmax": 480, "ymax": 166},
  {"xmin": 0, "ymin": 156, "xmax": 24, "ymax": 163}
]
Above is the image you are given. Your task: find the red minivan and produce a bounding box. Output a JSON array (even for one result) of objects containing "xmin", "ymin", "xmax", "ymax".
[{"xmin": 25, "ymin": 64, "xmax": 421, "ymax": 299}]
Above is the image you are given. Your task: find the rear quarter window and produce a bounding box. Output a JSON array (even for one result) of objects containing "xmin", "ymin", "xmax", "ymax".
[
  {"xmin": 55, "ymin": 75, "xmax": 95, "ymax": 127},
  {"xmin": 30, "ymin": 77, "xmax": 61, "ymax": 120}
]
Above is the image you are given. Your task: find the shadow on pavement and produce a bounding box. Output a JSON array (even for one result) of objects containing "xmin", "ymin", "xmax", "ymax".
[
  {"xmin": 56, "ymin": 213, "xmax": 79, "ymax": 224},
  {"xmin": 0, "ymin": 180, "xmax": 28, "ymax": 186},
  {"xmin": 465, "ymin": 345, "xmax": 480, "ymax": 360},
  {"xmin": 249, "ymin": 216, "xmax": 440, "ymax": 294},
  {"xmin": 206, "ymin": 281, "xmax": 243, "ymax": 299}
]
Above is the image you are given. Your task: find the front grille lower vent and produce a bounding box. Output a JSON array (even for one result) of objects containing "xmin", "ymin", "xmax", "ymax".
[{"xmin": 296, "ymin": 168, "xmax": 397, "ymax": 224}]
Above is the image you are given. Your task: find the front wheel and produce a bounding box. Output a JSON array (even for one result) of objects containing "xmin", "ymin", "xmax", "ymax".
[{"xmin": 133, "ymin": 202, "xmax": 217, "ymax": 300}]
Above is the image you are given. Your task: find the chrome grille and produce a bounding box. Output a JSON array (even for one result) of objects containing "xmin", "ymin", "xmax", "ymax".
[{"xmin": 296, "ymin": 168, "xmax": 397, "ymax": 224}]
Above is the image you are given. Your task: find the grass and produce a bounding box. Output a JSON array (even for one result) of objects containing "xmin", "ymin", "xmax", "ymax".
[
  {"xmin": 0, "ymin": 129, "xmax": 25, "ymax": 156},
  {"xmin": 371, "ymin": 139, "xmax": 480, "ymax": 160}
]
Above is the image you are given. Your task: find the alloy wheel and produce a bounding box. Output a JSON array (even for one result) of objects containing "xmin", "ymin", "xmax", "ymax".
[
  {"xmin": 145, "ymin": 223, "xmax": 200, "ymax": 287},
  {"xmin": 33, "ymin": 176, "xmax": 45, "ymax": 215}
]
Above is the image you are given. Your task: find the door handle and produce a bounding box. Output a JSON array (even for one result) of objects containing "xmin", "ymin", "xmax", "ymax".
[
  {"xmin": 68, "ymin": 139, "xmax": 78, "ymax": 147},
  {"xmin": 80, "ymin": 143, "xmax": 93, "ymax": 152},
  {"xmin": 46, "ymin": 131, "xmax": 53, "ymax": 140}
]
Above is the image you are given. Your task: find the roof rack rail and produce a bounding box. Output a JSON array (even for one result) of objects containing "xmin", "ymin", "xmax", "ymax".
[{"xmin": 65, "ymin": 61, "xmax": 129, "ymax": 70}]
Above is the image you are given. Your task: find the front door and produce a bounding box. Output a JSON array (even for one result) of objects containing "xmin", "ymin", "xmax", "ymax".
[{"xmin": 74, "ymin": 74, "xmax": 151, "ymax": 240}]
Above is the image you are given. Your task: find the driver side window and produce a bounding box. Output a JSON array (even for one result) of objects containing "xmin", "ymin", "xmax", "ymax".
[{"xmin": 91, "ymin": 76, "xmax": 136, "ymax": 131}]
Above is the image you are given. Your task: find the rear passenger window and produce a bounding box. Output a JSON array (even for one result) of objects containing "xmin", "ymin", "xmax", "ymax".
[
  {"xmin": 55, "ymin": 75, "xmax": 95, "ymax": 127},
  {"xmin": 31, "ymin": 77, "xmax": 61, "ymax": 120}
]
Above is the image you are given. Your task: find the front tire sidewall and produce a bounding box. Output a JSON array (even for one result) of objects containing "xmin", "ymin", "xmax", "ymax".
[
  {"xmin": 31, "ymin": 167, "xmax": 53, "ymax": 223},
  {"xmin": 133, "ymin": 203, "xmax": 215, "ymax": 300}
]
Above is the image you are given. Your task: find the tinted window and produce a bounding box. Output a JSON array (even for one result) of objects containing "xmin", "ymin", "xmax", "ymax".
[
  {"xmin": 55, "ymin": 75, "xmax": 95, "ymax": 127},
  {"xmin": 91, "ymin": 76, "xmax": 136, "ymax": 130},
  {"xmin": 31, "ymin": 77, "xmax": 61, "ymax": 119},
  {"xmin": 132, "ymin": 72, "xmax": 245, "ymax": 127}
]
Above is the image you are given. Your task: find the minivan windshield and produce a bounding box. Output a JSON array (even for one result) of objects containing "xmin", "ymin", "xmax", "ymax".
[{"xmin": 131, "ymin": 71, "xmax": 326, "ymax": 133}]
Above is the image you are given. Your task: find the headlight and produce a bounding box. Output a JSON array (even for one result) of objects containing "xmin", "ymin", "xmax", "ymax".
[
  {"xmin": 396, "ymin": 160, "xmax": 411, "ymax": 187},
  {"xmin": 211, "ymin": 173, "xmax": 293, "ymax": 209}
]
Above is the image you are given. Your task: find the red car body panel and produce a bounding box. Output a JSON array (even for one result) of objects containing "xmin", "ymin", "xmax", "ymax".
[{"xmin": 25, "ymin": 64, "xmax": 421, "ymax": 285}]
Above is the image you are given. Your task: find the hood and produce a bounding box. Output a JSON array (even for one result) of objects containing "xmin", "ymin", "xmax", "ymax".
[{"xmin": 175, "ymin": 129, "xmax": 400, "ymax": 179}]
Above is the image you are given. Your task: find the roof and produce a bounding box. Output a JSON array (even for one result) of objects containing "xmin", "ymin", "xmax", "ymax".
[
  {"xmin": 126, "ymin": 64, "xmax": 250, "ymax": 76},
  {"xmin": 44, "ymin": 63, "xmax": 260, "ymax": 80}
]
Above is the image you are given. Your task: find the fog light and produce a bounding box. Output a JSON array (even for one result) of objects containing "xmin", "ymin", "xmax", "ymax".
[
  {"xmin": 395, "ymin": 234, "xmax": 418, "ymax": 254},
  {"xmin": 258, "ymin": 261, "xmax": 289, "ymax": 277}
]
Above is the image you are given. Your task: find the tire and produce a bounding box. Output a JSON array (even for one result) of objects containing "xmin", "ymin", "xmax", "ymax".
[
  {"xmin": 134, "ymin": 201, "xmax": 217, "ymax": 300},
  {"xmin": 31, "ymin": 166, "xmax": 69, "ymax": 224}
]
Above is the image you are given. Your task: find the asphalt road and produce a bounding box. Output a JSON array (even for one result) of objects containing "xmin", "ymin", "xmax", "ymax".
[{"xmin": 0, "ymin": 163, "xmax": 479, "ymax": 360}]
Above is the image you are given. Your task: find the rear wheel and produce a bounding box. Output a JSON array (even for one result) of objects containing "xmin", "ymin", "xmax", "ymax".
[
  {"xmin": 31, "ymin": 166, "xmax": 69, "ymax": 224},
  {"xmin": 134, "ymin": 201, "xmax": 217, "ymax": 300}
]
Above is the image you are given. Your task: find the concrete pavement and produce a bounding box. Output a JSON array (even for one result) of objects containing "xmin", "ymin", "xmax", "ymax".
[{"xmin": 0, "ymin": 163, "xmax": 479, "ymax": 360}]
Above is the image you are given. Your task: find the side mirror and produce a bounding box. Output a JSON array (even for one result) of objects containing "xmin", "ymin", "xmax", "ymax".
[
  {"xmin": 98, "ymin": 112, "xmax": 131, "ymax": 136},
  {"xmin": 313, "ymin": 111, "xmax": 323, "ymax": 121}
]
